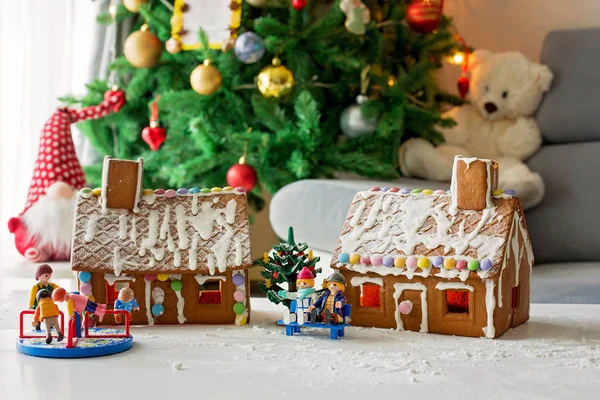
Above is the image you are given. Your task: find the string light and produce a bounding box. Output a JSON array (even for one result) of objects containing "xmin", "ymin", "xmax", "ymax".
[{"xmin": 447, "ymin": 51, "xmax": 465, "ymax": 66}]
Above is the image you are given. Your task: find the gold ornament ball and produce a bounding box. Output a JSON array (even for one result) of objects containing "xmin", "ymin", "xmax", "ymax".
[
  {"xmin": 123, "ymin": 0, "xmax": 149, "ymax": 13},
  {"xmin": 190, "ymin": 60, "xmax": 222, "ymax": 95},
  {"xmin": 257, "ymin": 58, "xmax": 295, "ymax": 98},
  {"xmin": 124, "ymin": 25, "xmax": 163, "ymax": 68},
  {"xmin": 246, "ymin": 0, "xmax": 267, "ymax": 6},
  {"xmin": 166, "ymin": 38, "xmax": 182, "ymax": 54}
]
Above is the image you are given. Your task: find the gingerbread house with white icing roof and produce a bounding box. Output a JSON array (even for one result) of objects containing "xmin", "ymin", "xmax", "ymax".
[
  {"xmin": 331, "ymin": 156, "xmax": 533, "ymax": 338},
  {"xmin": 70, "ymin": 156, "xmax": 252, "ymax": 326}
]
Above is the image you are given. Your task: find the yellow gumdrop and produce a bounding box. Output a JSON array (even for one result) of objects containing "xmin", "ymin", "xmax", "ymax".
[
  {"xmin": 92, "ymin": 188, "xmax": 102, "ymax": 195},
  {"xmin": 349, "ymin": 253, "xmax": 360, "ymax": 264},
  {"xmin": 444, "ymin": 258, "xmax": 456, "ymax": 270},
  {"xmin": 417, "ymin": 257, "xmax": 431, "ymax": 269},
  {"xmin": 223, "ymin": 186, "xmax": 233, "ymax": 191},
  {"xmin": 211, "ymin": 187, "xmax": 222, "ymax": 192},
  {"xmin": 394, "ymin": 257, "xmax": 406, "ymax": 268},
  {"xmin": 157, "ymin": 274, "xmax": 169, "ymax": 282},
  {"xmin": 235, "ymin": 314, "xmax": 247, "ymax": 327},
  {"xmin": 143, "ymin": 188, "xmax": 154, "ymax": 195},
  {"xmin": 492, "ymin": 189, "xmax": 503, "ymax": 196},
  {"xmin": 422, "ymin": 189, "xmax": 433, "ymax": 195}
]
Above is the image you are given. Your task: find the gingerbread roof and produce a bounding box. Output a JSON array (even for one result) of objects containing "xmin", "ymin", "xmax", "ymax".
[
  {"xmin": 331, "ymin": 187, "xmax": 533, "ymax": 282},
  {"xmin": 71, "ymin": 186, "xmax": 252, "ymax": 276}
]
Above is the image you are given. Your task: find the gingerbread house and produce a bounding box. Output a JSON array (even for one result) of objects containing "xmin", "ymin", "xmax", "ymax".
[
  {"xmin": 70, "ymin": 157, "xmax": 252, "ymax": 326},
  {"xmin": 331, "ymin": 156, "xmax": 533, "ymax": 338}
]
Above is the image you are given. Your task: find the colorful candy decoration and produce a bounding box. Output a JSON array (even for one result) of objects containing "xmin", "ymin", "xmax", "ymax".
[
  {"xmin": 338, "ymin": 252, "xmax": 350, "ymax": 263},
  {"xmin": 481, "ymin": 259, "xmax": 493, "ymax": 271},
  {"xmin": 233, "ymin": 290, "xmax": 246, "ymax": 302},
  {"xmin": 456, "ymin": 259, "xmax": 467, "ymax": 270},
  {"xmin": 400, "ymin": 188, "xmax": 411, "ymax": 194},
  {"xmin": 407, "ymin": 256, "xmax": 418, "ymax": 269},
  {"xmin": 80, "ymin": 282, "xmax": 93, "ymax": 296},
  {"xmin": 382, "ymin": 255, "xmax": 394, "ymax": 267},
  {"xmin": 504, "ymin": 189, "xmax": 517, "ymax": 195},
  {"xmin": 444, "ymin": 258, "xmax": 456, "ymax": 270},
  {"xmin": 467, "ymin": 260, "xmax": 480, "ymax": 271},
  {"xmin": 360, "ymin": 256, "xmax": 371, "ymax": 266},
  {"xmin": 350, "ymin": 253, "xmax": 361, "ymax": 264},
  {"xmin": 233, "ymin": 302, "xmax": 245, "ymax": 315},
  {"xmin": 157, "ymin": 274, "xmax": 169, "ymax": 282},
  {"xmin": 165, "ymin": 189, "xmax": 177, "ymax": 197},
  {"xmin": 371, "ymin": 255, "xmax": 383, "ymax": 266},
  {"xmin": 170, "ymin": 279, "xmax": 183, "ymax": 291},
  {"xmin": 394, "ymin": 257, "xmax": 406, "ymax": 268},
  {"xmin": 417, "ymin": 257, "xmax": 430, "ymax": 269},
  {"xmin": 78, "ymin": 271, "xmax": 92, "ymax": 283},
  {"xmin": 152, "ymin": 303, "xmax": 164, "ymax": 317},
  {"xmin": 232, "ymin": 273, "xmax": 245, "ymax": 287},
  {"xmin": 492, "ymin": 189, "xmax": 503, "ymax": 196},
  {"xmin": 432, "ymin": 256, "xmax": 444, "ymax": 268},
  {"xmin": 422, "ymin": 189, "xmax": 433, "ymax": 194},
  {"xmin": 411, "ymin": 189, "xmax": 422, "ymax": 194},
  {"xmin": 144, "ymin": 274, "xmax": 157, "ymax": 281}
]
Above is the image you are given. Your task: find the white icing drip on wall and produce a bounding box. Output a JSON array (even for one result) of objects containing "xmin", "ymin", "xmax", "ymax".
[
  {"xmin": 194, "ymin": 274, "xmax": 227, "ymax": 286},
  {"xmin": 140, "ymin": 210, "xmax": 160, "ymax": 254},
  {"xmin": 112, "ymin": 246, "xmax": 140, "ymax": 277},
  {"xmin": 350, "ymin": 276, "xmax": 384, "ymax": 287},
  {"xmin": 192, "ymin": 194, "xmax": 198, "ymax": 215},
  {"xmin": 434, "ymin": 282, "xmax": 474, "ymax": 292},
  {"xmin": 144, "ymin": 278, "xmax": 154, "ymax": 326},
  {"xmin": 234, "ymin": 237, "xmax": 243, "ymax": 266},
  {"xmin": 174, "ymin": 204, "xmax": 189, "ymax": 249},
  {"xmin": 393, "ymin": 282, "xmax": 428, "ymax": 332},
  {"xmin": 104, "ymin": 273, "xmax": 136, "ymax": 286},
  {"xmin": 130, "ymin": 216, "xmax": 137, "ymax": 244},
  {"xmin": 174, "ymin": 248, "xmax": 181, "ymax": 267},
  {"xmin": 189, "ymin": 233, "xmax": 199, "ymax": 270},
  {"xmin": 483, "ymin": 279, "xmax": 496, "ymax": 338},
  {"xmin": 511, "ymin": 212, "xmax": 521, "ymax": 287},
  {"xmin": 174, "ymin": 290, "xmax": 186, "ymax": 324},
  {"xmin": 118, "ymin": 214, "xmax": 128, "ymax": 240},
  {"xmin": 160, "ymin": 205, "xmax": 171, "ymax": 240},
  {"xmin": 85, "ymin": 214, "xmax": 99, "ymax": 242}
]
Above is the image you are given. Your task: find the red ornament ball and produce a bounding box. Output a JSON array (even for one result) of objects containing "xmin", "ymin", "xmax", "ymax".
[
  {"xmin": 142, "ymin": 124, "xmax": 167, "ymax": 151},
  {"xmin": 406, "ymin": 0, "xmax": 443, "ymax": 34},
  {"xmin": 291, "ymin": 0, "xmax": 307, "ymax": 10},
  {"xmin": 226, "ymin": 162, "xmax": 258, "ymax": 192},
  {"xmin": 273, "ymin": 272, "xmax": 279, "ymax": 279},
  {"xmin": 458, "ymin": 75, "xmax": 470, "ymax": 98}
]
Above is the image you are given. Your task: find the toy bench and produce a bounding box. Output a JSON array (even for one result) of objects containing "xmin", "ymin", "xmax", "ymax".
[{"xmin": 277, "ymin": 302, "xmax": 352, "ymax": 340}]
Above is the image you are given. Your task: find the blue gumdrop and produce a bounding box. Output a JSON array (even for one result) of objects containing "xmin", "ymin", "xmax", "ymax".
[
  {"xmin": 78, "ymin": 271, "xmax": 92, "ymax": 283},
  {"xmin": 338, "ymin": 252, "xmax": 350, "ymax": 263},
  {"xmin": 152, "ymin": 304, "xmax": 164, "ymax": 317},
  {"xmin": 189, "ymin": 187, "xmax": 200, "ymax": 194}
]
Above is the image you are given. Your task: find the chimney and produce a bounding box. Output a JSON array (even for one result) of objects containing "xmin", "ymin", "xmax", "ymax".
[
  {"xmin": 101, "ymin": 156, "xmax": 144, "ymax": 212},
  {"xmin": 450, "ymin": 156, "xmax": 498, "ymax": 211}
]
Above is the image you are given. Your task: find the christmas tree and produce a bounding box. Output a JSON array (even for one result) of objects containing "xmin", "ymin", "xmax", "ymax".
[
  {"xmin": 256, "ymin": 226, "xmax": 321, "ymax": 307},
  {"xmin": 64, "ymin": 0, "xmax": 462, "ymax": 210}
]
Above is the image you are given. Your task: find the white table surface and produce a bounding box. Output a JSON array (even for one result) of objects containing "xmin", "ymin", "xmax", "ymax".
[{"xmin": 1, "ymin": 256, "xmax": 599, "ymax": 400}]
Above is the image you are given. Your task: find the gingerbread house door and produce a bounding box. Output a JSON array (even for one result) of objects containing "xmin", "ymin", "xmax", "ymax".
[
  {"xmin": 151, "ymin": 281, "xmax": 179, "ymax": 324},
  {"xmin": 395, "ymin": 283, "xmax": 428, "ymax": 333}
]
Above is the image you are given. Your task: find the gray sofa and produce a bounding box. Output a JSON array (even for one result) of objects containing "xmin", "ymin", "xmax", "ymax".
[{"xmin": 269, "ymin": 27, "xmax": 600, "ymax": 304}]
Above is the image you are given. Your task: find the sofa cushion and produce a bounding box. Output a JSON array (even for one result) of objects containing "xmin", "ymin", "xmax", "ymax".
[
  {"xmin": 270, "ymin": 178, "xmax": 448, "ymax": 252},
  {"xmin": 531, "ymin": 262, "xmax": 600, "ymax": 304},
  {"xmin": 527, "ymin": 142, "xmax": 600, "ymax": 264},
  {"xmin": 537, "ymin": 27, "xmax": 600, "ymax": 144}
]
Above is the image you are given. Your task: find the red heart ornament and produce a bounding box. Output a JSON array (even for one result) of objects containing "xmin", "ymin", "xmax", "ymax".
[
  {"xmin": 458, "ymin": 75, "xmax": 470, "ymax": 99},
  {"xmin": 142, "ymin": 125, "xmax": 166, "ymax": 151}
]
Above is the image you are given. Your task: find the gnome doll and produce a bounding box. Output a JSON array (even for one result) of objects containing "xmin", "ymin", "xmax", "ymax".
[{"xmin": 7, "ymin": 89, "xmax": 125, "ymax": 262}]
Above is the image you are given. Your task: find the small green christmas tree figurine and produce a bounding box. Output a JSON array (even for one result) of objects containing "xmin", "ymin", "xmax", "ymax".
[{"xmin": 257, "ymin": 227, "xmax": 321, "ymax": 308}]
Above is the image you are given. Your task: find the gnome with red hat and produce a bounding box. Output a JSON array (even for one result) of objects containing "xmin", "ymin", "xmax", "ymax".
[
  {"xmin": 278, "ymin": 267, "xmax": 317, "ymax": 325},
  {"xmin": 7, "ymin": 89, "xmax": 125, "ymax": 262}
]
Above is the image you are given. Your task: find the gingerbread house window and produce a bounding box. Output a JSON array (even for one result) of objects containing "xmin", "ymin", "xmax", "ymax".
[
  {"xmin": 106, "ymin": 281, "xmax": 130, "ymax": 304},
  {"xmin": 358, "ymin": 284, "xmax": 381, "ymax": 308},
  {"xmin": 445, "ymin": 290, "xmax": 470, "ymax": 314},
  {"xmin": 101, "ymin": 156, "xmax": 144, "ymax": 211},
  {"xmin": 198, "ymin": 281, "xmax": 223, "ymax": 305}
]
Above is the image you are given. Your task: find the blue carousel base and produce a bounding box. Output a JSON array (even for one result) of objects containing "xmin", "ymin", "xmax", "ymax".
[{"xmin": 16, "ymin": 328, "xmax": 133, "ymax": 359}]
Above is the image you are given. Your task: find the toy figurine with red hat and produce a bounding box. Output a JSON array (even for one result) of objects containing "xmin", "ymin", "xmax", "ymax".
[
  {"xmin": 278, "ymin": 267, "xmax": 317, "ymax": 325},
  {"xmin": 7, "ymin": 88, "xmax": 125, "ymax": 262}
]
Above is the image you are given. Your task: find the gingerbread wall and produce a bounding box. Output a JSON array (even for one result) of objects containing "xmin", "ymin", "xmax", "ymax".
[
  {"xmin": 85, "ymin": 271, "xmax": 250, "ymax": 325},
  {"xmin": 342, "ymin": 270, "xmax": 515, "ymax": 338}
]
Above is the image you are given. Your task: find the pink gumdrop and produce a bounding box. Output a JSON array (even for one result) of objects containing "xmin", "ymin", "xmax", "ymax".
[
  {"xmin": 80, "ymin": 282, "xmax": 93, "ymax": 296},
  {"xmin": 407, "ymin": 256, "xmax": 418, "ymax": 269},
  {"xmin": 360, "ymin": 256, "xmax": 371, "ymax": 266},
  {"xmin": 233, "ymin": 290, "xmax": 246, "ymax": 302},
  {"xmin": 371, "ymin": 255, "xmax": 383, "ymax": 266},
  {"xmin": 398, "ymin": 300, "xmax": 413, "ymax": 315},
  {"xmin": 456, "ymin": 260, "xmax": 468, "ymax": 270},
  {"xmin": 144, "ymin": 274, "xmax": 157, "ymax": 282}
]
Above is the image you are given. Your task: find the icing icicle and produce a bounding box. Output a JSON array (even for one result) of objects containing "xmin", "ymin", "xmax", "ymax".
[
  {"xmin": 350, "ymin": 276, "xmax": 383, "ymax": 287},
  {"xmin": 118, "ymin": 214, "xmax": 128, "ymax": 240},
  {"xmin": 85, "ymin": 214, "xmax": 99, "ymax": 242},
  {"xmin": 145, "ymin": 278, "xmax": 154, "ymax": 326},
  {"xmin": 483, "ymin": 279, "xmax": 496, "ymax": 338}
]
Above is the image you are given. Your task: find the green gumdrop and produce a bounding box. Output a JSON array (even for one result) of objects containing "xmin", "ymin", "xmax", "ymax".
[
  {"xmin": 233, "ymin": 302, "xmax": 246, "ymax": 315},
  {"xmin": 171, "ymin": 279, "xmax": 183, "ymax": 291},
  {"xmin": 468, "ymin": 260, "xmax": 480, "ymax": 271},
  {"xmin": 201, "ymin": 188, "xmax": 211, "ymax": 193},
  {"xmin": 80, "ymin": 188, "xmax": 92, "ymax": 193}
]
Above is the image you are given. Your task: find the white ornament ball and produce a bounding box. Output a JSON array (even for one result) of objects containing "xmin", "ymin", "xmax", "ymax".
[
  {"xmin": 234, "ymin": 32, "xmax": 265, "ymax": 64},
  {"xmin": 340, "ymin": 95, "xmax": 378, "ymax": 138}
]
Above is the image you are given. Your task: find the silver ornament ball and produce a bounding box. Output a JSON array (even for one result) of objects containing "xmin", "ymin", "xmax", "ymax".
[{"xmin": 340, "ymin": 95, "xmax": 378, "ymax": 137}]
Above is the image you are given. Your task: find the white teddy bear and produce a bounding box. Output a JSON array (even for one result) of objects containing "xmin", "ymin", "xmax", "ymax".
[{"xmin": 399, "ymin": 50, "xmax": 553, "ymax": 209}]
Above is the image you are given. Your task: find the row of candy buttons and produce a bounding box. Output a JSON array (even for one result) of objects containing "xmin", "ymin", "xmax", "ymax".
[
  {"xmin": 370, "ymin": 187, "xmax": 448, "ymax": 195},
  {"xmin": 338, "ymin": 252, "xmax": 493, "ymax": 272},
  {"xmin": 142, "ymin": 186, "xmax": 245, "ymax": 196}
]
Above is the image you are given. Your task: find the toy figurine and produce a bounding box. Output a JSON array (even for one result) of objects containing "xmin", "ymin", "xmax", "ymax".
[
  {"xmin": 278, "ymin": 267, "xmax": 317, "ymax": 325},
  {"xmin": 29, "ymin": 264, "xmax": 60, "ymax": 330},
  {"xmin": 113, "ymin": 287, "xmax": 139, "ymax": 323},
  {"xmin": 309, "ymin": 272, "xmax": 347, "ymax": 325},
  {"xmin": 31, "ymin": 289, "xmax": 64, "ymax": 344},
  {"xmin": 51, "ymin": 287, "xmax": 107, "ymax": 322}
]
